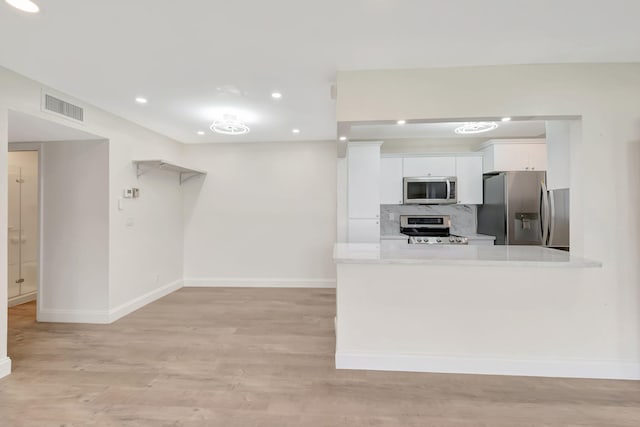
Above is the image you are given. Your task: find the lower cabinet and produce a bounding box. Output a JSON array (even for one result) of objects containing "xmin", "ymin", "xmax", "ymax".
[{"xmin": 348, "ymin": 219, "xmax": 380, "ymax": 243}]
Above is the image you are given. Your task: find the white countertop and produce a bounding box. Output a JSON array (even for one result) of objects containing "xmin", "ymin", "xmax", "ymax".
[{"xmin": 333, "ymin": 241, "xmax": 601, "ymax": 268}]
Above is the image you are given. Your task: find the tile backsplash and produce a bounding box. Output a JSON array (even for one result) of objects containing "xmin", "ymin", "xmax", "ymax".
[{"xmin": 380, "ymin": 204, "xmax": 477, "ymax": 236}]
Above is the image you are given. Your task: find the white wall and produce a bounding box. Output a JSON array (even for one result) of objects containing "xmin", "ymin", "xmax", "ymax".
[
  {"xmin": 182, "ymin": 141, "xmax": 337, "ymax": 287},
  {"xmin": 38, "ymin": 140, "xmax": 110, "ymax": 319},
  {"xmin": 545, "ymin": 120, "xmax": 572, "ymax": 190},
  {"xmin": 0, "ymin": 66, "xmax": 185, "ymax": 348},
  {"xmin": 336, "ymin": 64, "xmax": 640, "ymax": 370}
]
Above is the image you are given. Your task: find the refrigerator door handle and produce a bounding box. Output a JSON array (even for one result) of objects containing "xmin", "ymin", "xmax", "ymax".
[
  {"xmin": 540, "ymin": 180, "xmax": 550, "ymax": 245},
  {"xmin": 548, "ymin": 190, "xmax": 556, "ymax": 246}
]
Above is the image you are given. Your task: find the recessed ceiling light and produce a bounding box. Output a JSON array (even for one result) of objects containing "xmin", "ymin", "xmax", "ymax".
[
  {"xmin": 454, "ymin": 122, "xmax": 499, "ymax": 135},
  {"xmin": 135, "ymin": 97, "xmax": 148, "ymax": 104},
  {"xmin": 501, "ymin": 117, "xmax": 512, "ymax": 122},
  {"xmin": 339, "ymin": 136, "xmax": 347, "ymax": 141},
  {"xmin": 271, "ymin": 92, "xmax": 283, "ymax": 99},
  {"xmin": 5, "ymin": 0, "xmax": 39, "ymax": 13},
  {"xmin": 396, "ymin": 120, "xmax": 406, "ymax": 125},
  {"xmin": 197, "ymin": 131, "xmax": 205, "ymax": 135},
  {"xmin": 292, "ymin": 129, "xmax": 300, "ymax": 134}
]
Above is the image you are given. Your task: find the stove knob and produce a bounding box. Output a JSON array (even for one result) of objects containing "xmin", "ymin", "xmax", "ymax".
[
  {"xmin": 456, "ymin": 238, "xmax": 463, "ymax": 243},
  {"xmin": 436, "ymin": 238, "xmax": 442, "ymax": 243},
  {"xmin": 449, "ymin": 237, "xmax": 455, "ymax": 242}
]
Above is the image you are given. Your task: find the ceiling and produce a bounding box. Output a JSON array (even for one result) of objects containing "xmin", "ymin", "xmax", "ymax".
[
  {"xmin": 8, "ymin": 110, "xmax": 103, "ymax": 143},
  {"xmin": 348, "ymin": 120, "xmax": 546, "ymax": 140},
  {"xmin": 1, "ymin": 1, "xmax": 639, "ymax": 144}
]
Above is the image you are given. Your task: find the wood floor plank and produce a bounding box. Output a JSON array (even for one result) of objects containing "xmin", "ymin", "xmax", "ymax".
[{"xmin": 2, "ymin": 287, "xmax": 640, "ymax": 426}]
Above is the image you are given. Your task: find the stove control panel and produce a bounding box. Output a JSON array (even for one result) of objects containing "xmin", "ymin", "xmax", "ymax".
[{"xmin": 408, "ymin": 236, "xmax": 468, "ymax": 245}]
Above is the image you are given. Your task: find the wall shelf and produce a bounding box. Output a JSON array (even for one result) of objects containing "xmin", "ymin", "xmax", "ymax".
[{"xmin": 133, "ymin": 160, "xmax": 206, "ymax": 185}]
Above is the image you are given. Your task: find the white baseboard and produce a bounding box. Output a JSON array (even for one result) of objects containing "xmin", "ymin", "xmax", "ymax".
[
  {"xmin": 335, "ymin": 352, "xmax": 640, "ymax": 380},
  {"xmin": 8, "ymin": 291, "xmax": 37, "ymax": 307},
  {"xmin": 0, "ymin": 357, "xmax": 11, "ymax": 380},
  {"xmin": 38, "ymin": 308, "xmax": 111, "ymax": 324},
  {"xmin": 37, "ymin": 280, "xmax": 183, "ymax": 324},
  {"xmin": 108, "ymin": 279, "xmax": 183, "ymax": 323},
  {"xmin": 184, "ymin": 277, "xmax": 336, "ymax": 288}
]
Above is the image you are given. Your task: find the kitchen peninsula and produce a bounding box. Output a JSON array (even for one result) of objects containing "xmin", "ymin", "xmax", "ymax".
[{"xmin": 333, "ymin": 241, "xmax": 605, "ymax": 379}]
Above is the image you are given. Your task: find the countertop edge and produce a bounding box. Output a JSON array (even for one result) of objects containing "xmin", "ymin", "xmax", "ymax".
[{"xmin": 334, "ymin": 257, "xmax": 603, "ymax": 268}]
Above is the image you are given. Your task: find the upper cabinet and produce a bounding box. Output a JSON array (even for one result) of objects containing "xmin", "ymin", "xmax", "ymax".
[
  {"xmin": 481, "ymin": 139, "xmax": 547, "ymax": 173},
  {"xmin": 380, "ymin": 154, "xmax": 483, "ymax": 205},
  {"xmin": 403, "ymin": 156, "xmax": 456, "ymax": 177},
  {"xmin": 380, "ymin": 157, "xmax": 404, "ymax": 205},
  {"xmin": 455, "ymin": 156, "xmax": 483, "ymax": 205}
]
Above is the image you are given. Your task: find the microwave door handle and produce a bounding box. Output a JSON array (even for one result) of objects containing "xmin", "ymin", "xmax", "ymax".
[{"xmin": 446, "ymin": 180, "xmax": 451, "ymax": 200}]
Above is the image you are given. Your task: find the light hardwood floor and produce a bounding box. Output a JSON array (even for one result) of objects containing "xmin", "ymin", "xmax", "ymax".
[{"xmin": 2, "ymin": 288, "xmax": 640, "ymax": 426}]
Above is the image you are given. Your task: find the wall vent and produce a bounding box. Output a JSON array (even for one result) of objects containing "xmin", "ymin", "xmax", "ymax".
[{"xmin": 43, "ymin": 94, "xmax": 84, "ymax": 122}]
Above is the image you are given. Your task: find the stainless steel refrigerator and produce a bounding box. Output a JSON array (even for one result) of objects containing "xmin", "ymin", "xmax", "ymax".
[{"xmin": 477, "ymin": 172, "xmax": 570, "ymax": 249}]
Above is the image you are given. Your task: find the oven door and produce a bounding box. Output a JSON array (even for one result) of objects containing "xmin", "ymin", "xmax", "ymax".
[{"xmin": 403, "ymin": 177, "xmax": 457, "ymax": 204}]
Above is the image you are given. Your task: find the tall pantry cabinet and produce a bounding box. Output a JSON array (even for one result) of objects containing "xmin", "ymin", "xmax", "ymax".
[{"xmin": 347, "ymin": 142, "xmax": 383, "ymax": 242}]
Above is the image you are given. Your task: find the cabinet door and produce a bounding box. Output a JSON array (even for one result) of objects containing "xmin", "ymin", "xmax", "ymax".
[
  {"xmin": 403, "ymin": 157, "xmax": 456, "ymax": 177},
  {"xmin": 455, "ymin": 156, "xmax": 483, "ymax": 205},
  {"xmin": 380, "ymin": 157, "xmax": 404, "ymax": 205},
  {"xmin": 492, "ymin": 144, "xmax": 530, "ymax": 171},
  {"xmin": 526, "ymin": 143, "xmax": 547, "ymax": 171},
  {"xmin": 348, "ymin": 144, "xmax": 381, "ymax": 219},
  {"xmin": 348, "ymin": 219, "xmax": 380, "ymax": 243}
]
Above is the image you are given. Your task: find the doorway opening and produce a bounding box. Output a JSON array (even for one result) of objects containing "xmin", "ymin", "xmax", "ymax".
[{"xmin": 7, "ymin": 150, "xmax": 39, "ymax": 308}]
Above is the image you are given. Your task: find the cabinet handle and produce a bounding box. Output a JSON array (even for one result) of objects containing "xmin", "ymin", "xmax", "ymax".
[
  {"xmin": 376, "ymin": 221, "xmax": 379, "ymax": 224},
  {"xmin": 531, "ymin": 167, "xmax": 535, "ymax": 170}
]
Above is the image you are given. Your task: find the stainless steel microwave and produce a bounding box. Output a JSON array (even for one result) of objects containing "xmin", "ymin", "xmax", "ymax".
[{"xmin": 403, "ymin": 176, "xmax": 457, "ymax": 204}]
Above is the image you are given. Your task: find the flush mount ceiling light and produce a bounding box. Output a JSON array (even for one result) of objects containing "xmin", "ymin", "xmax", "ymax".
[
  {"xmin": 196, "ymin": 131, "xmax": 205, "ymax": 135},
  {"xmin": 135, "ymin": 97, "xmax": 148, "ymax": 104},
  {"xmin": 210, "ymin": 114, "xmax": 250, "ymax": 135},
  {"xmin": 6, "ymin": 0, "xmax": 39, "ymax": 13},
  {"xmin": 339, "ymin": 136, "xmax": 347, "ymax": 141},
  {"xmin": 271, "ymin": 92, "xmax": 283, "ymax": 99},
  {"xmin": 292, "ymin": 128, "xmax": 300, "ymax": 134},
  {"xmin": 396, "ymin": 119, "xmax": 406, "ymax": 125},
  {"xmin": 454, "ymin": 122, "xmax": 499, "ymax": 135},
  {"xmin": 501, "ymin": 117, "xmax": 512, "ymax": 122}
]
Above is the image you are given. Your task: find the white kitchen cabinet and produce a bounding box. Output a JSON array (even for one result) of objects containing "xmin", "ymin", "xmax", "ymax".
[
  {"xmin": 348, "ymin": 219, "xmax": 380, "ymax": 243},
  {"xmin": 403, "ymin": 156, "xmax": 456, "ymax": 177},
  {"xmin": 348, "ymin": 142, "xmax": 382, "ymax": 219},
  {"xmin": 482, "ymin": 139, "xmax": 547, "ymax": 173},
  {"xmin": 347, "ymin": 142, "xmax": 383, "ymax": 243},
  {"xmin": 380, "ymin": 157, "xmax": 404, "ymax": 205},
  {"xmin": 455, "ymin": 156, "xmax": 483, "ymax": 205}
]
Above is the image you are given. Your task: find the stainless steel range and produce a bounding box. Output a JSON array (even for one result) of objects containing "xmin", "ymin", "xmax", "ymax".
[{"xmin": 400, "ymin": 215, "xmax": 468, "ymax": 245}]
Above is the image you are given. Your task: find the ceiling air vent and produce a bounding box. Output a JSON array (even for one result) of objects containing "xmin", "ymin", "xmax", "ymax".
[{"xmin": 43, "ymin": 94, "xmax": 84, "ymax": 122}]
